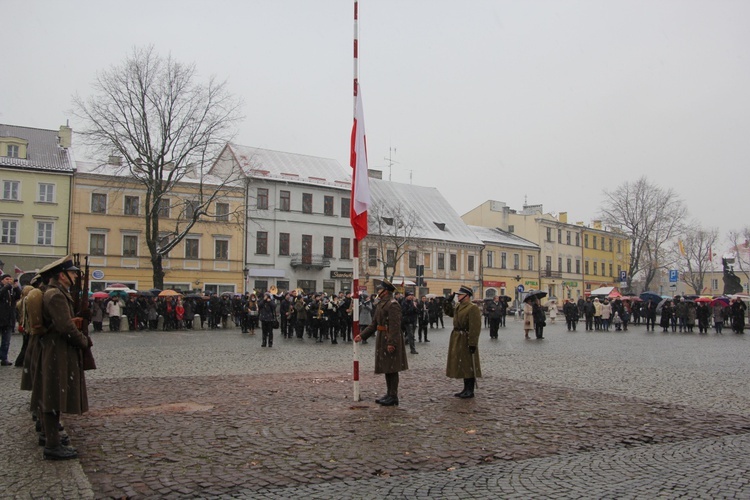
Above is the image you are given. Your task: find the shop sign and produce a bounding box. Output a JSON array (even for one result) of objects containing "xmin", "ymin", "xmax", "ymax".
[
  {"xmin": 483, "ymin": 280, "xmax": 506, "ymax": 287},
  {"xmin": 330, "ymin": 270, "xmax": 353, "ymax": 279}
]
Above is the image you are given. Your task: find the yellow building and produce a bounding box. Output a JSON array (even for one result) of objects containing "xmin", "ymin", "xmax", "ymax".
[
  {"xmin": 71, "ymin": 161, "xmax": 246, "ymax": 293},
  {"xmin": 0, "ymin": 124, "xmax": 74, "ymax": 273},
  {"xmin": 581, "ymin": 221, "xmax": 631, "ymax": 295}
]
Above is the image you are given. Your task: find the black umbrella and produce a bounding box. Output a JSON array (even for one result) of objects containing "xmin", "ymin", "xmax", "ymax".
[
  {"xmin": 148, "ymin": 288, "xmax": 162, "ymax": 296},
  {"xmin": 138, "ymin": 290, "xmax": 154, "ymax": 297},
  {"xmin": 523, "ymin": 290, "xmax": 547, "ymax": 303},
  {"xmin": 639, "ymin": 291, "xmax": 662, "ymax": 303},
  {"xmin": 185, "ymin": 293, "xmax": 203, "ymax": 299}
]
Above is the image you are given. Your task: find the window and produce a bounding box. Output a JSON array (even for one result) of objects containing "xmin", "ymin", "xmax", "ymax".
[
  {"xmin": 256, "ymin": 231, "xmax": 268, "ymax": 254},
  {"xmin": 323, "ymin": 236, "xmax": 333, "ymax": 258},
  {"xmin": 90, "ymin": 233, "xmax": 105, "ymax": 256},
  {"xmin": 38, "ymin": 183, "xmax": 55, "ymax": 203},
  {"xmin": 546, "ymin": 228, "xmax": 552, "ymax": 242},
  {"xmin": 566, "ymin": 231, "xmax": 571, "ymax": 245},
  {"xmin": 324, "ymin": 196, "xmax": 334, "ymax": 216},
  {"xmin": 185, "ymin": 238, "xmax": 199, "ymax": 259},
  {"xmin": 91, "ymin": 193, "xmax": 107, "ymax": 213},
  {"xmin": 558, "ymin": 229, "xmax": 562, "ymax": 243},
  {"xmin": 546, "ymin": 256, "xmax": 552, "ymax": 271},
  {"xmin": 124, "ymin": 195, "xmax": 139, "ymax": 215},
  {"xmin": 341, "ymin": 197, "xmax": 350, "ymax": 217},
  {"xmin": 368, "ymin": 247, "xmax": 377, "ymax": 267},
  {"xmin": 558, "ymin": 257, "xmax": 562, "ymax": 271},
  {"xmin": 593, "ymin": 236, "xmax": 597, "ymax": 249},
  {"xmin": 617, "ymin": 265, "xmax": 622, "ymax": 277},
  {"xmin": 1, "ymin": 220, "xmax": 18, "ymax": 244},
  {"xmin": 279, "ymin": 233, "xmax": 290, "ymax": 256},
  {"xmin": 185, "ymin": 200, "xmax": 200, "ymax": 220},
  {"xmin": 617, "ymin": 240, "xmax": 622, "ymax": 253},
  {"xmin": 468, "ymin": 255, "xmax": 475, "ymax": 272},
  {"xmin": 508, "ymin": 225, "xmax": 514, "ymax": 233},
  {"xmin": 567, "ymin": 258, "xmax": 572, "ymax": 273},
  {"xmin": 297, "ymin": 279, "xmax": 317, "ymax": 293},
  {"xmin": 486, "ymin": 251, "xmax": 494, "ymax": 268},
  {"xmin": 513, "ymin": 254, "xmax": 519, "ymax": 270},
  {"xmin": 584, "ymin": 234, "xmax": 589, "ymax": 248},
  {"xmin": 609, "ymin": 263, "xmax": 613, "ymax": 277},
  {"xmin": 501, "ymin": 252, "xmax": 507, "ymax": 269},
  {"xmin": 280, "ymin": 191, "xmax": 291, "ymax": 212},
  {"xmin": 437, "ymin": 253, "xmax": 445, "ymax": 270},
  {"xmin": 450, "ymin": 254, "xmax": 457, "ymax": 271},
  {"xmin": 157, "ymin": 198, "xmax": 171, "ymax": 218},
  {"xmin": 216, "ymin": 202, "xmax": 229, "ymax": 222},
  {"xmin": 158, "ymin": 234, "xmax": 172, "ymax": 257},
  {"xmin": 609, "ymin": 239, "xmax": 613, "ymax": 252},
  {"xmin": 215, "ymin": 239, "xmax": 229, "ymax": 260},
  {"xmin": 585, "ymin": 261, "xmax": 589, "ymax": 275},
  {"xmin": 6, "ymin": 145, "xmax": 19, "ymax": 158},
  {"xmin": 122, "ymin": 235, "xmax": 138, "ymax": 257},
  {"xmin": 527, "ymin": 255, "xmax": 534, "ymax": 271},
  {"xmin": 386, "ymin": 249, "xmax": 396, "ymax": 267},
  {"xmin": 277, "ymin": 280, "xmax": 290, "ymax": 292},
  {"xmin": 341, "ymin": 238, "xmax": 350, "ymax": 259},
  {"xmin": 256, "ymin": 188, "xmax": 269, "ymax": 210},
  {"xmin": 302, "ymin": 193, "xmax": 313, "ymax": 214},
  {"xmin": 593, "ymin": 262, "xmax": 598, "ymax": 275},
  {"xmin": 575, "ymin": 233, "xmax": 580, "ymax": 246},
  {"xmin": 601, "ymin": 238, "xmax": 605, "ymax": 251},
  {"xmin": 254, "ymin": 280, "xmax": 268, "ymax": 293},
  {"xmin": 35, "ymin": 222, "xmax": 53, "ymax": 246},
  {"xmin": 423, "ymin": 253, "xmax": 431, "ymax": 268},
  {"xmin": 2, "ymin": 180, "xmax": 19, "ymax": 200},
  {"xmin": 576, "ymin": 260, "xmax": 581, "ymax": 274},
  {"xmin": 409, "ymin": 251, "xmax": 417, "ymax": 269}
]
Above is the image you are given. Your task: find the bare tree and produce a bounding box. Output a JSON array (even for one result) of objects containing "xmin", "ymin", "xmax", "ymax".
[
  {"xmin": 73, "ymin": 46, "xmax": 244, "ymax": 288},
  {"xmin": 675, "ymin": 225, "xmax": 719, "ymax": 294},
  {"xmin": 600, "ymin": 176, "xmax": 687, "ymax": 292},
  {"xmin": 365, "ymin": 201, "xmax": 423, "ymax": 283}
]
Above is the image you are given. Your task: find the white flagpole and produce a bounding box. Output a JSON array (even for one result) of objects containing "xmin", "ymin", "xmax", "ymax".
[{"xmin": 352, "ymin": 0, "xmax": 361, "ymax": 402}]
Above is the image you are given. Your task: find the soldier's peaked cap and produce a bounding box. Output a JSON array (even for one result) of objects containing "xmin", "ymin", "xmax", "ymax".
[
  {"xmin": 377, "ymin": 279, "xmax": 396, "ymax": 292},
  {"xmin": 457, "ymin": 285, "xmax": 474, "ymax": 296},
  {"xmin": 39, "ymin": 255, "xmax": 79, "ymax": 278}
]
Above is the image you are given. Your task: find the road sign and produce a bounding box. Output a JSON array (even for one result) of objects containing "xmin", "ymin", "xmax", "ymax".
[
  {"xmin": 669, "ymin": 270, "xmax": 678, "ymax": 282},
  {"xmin": 517, "ymin": 284, "xmax": 525, "ymax": 293}
]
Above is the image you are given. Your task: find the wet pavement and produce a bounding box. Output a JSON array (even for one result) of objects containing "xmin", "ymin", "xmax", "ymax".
[{"xmin": 1, "ymin": 318, "xmax": 749, "ymax": 498}]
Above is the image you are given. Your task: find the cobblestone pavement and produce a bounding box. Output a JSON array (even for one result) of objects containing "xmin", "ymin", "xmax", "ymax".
[{"xmin": 1, "ymin": 318, "xmax": 749, "ymax": 498}]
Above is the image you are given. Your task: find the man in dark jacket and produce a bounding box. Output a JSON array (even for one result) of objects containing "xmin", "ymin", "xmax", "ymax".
[
  {"xmin": 416, "ymin": 295, "xmax": 430, "ymax": 342},
  {"xmin": 486, "ymin": 296, "xmax": 502, "ymax": 339},
  {"xmin": 401, "ymin": 291, "xmax": 418, "ymax": 354},
  {"xmin": 0, "ymin": 273, "xmax": 21, "ymax": 365},
  {"xmin": 355, "ymin": 280, "xmax": 407, "ymax": 406}
]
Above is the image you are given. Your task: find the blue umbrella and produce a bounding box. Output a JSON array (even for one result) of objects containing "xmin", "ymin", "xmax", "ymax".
[{"xmin": 639, "ymin": 291, "xmax": 662, "ymax": 303}]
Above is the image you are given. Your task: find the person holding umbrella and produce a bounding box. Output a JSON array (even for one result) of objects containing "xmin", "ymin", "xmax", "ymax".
[{"xmin": 443, "ymin": 285, "xmax": 482, "ymax": 399}]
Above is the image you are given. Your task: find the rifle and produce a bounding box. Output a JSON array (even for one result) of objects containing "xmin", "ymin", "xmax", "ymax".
[{"xmin": 72, "ymin": 254, "xmax": 97, "ymax": 370}]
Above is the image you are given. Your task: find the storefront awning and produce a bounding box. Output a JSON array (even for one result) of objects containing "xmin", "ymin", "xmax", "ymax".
[{"xmin": 247, "ymin": 268, "xmax": 286, "ymax": 278}]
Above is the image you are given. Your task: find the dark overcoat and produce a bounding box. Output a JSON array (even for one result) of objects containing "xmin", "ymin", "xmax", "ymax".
[
  {"xmin": 20, "ymin": 287, "xmax": 46, "ymax": 393},
  {"xmin": 39, "ymin": 279, "xmax": 89, "ymax": 415},
  {"xmin": 360, "ymin": 295, "xmax": 408, "ymax": 374},
  {"xmin": 444, "ymin": 299, "xmax": 482, "ymax": 378}
]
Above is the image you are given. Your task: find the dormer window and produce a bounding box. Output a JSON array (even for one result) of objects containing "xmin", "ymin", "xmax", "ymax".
[
  {"xmin": 433, "ymin": 222, "xmax": 446, "ymax": 231},
  {"xmin": 7, "ymin": 145, "xmax": 19, "ymax": 158}
]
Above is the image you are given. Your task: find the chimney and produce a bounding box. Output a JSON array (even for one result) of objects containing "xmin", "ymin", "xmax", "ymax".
[
  {"xmin": 58, "ymin": 124, "xmax": 72, "ymax": 149},
  {"xmin": 108, "ymin": 155, "xmax": 122, "ymax": 166},
  {"xmin": 593, "ymin": 220, "xmax": 602, "ymax": 230},
  {"xmin": 559, "ymin": 212, "xmax": 568, "ymax": 224},
  {"xmin": 368, "ymin": 169, "xmax": 382, "ymax": 180}
]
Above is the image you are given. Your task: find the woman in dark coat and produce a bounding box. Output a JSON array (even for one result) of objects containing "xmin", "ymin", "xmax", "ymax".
[
  {"xmin": 660, "ymin": 301, "xmax": 673, "ymax": 332},
  {"xmin": 355, "ymin": 280, "xmax": 407, "ymax": 406},
  {"xmin": 443, "ymin": 285, "xmax": 482, "ymax": 398},
  {"xmin": 258, "ymin": 292, "xmax": 276, "ymax": 347}
]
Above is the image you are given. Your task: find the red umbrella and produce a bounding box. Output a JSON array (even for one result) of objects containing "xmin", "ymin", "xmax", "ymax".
[
  {"xmin": 92, "ymin": 291, "xmax": 109, "ymax": 299},
  {"xmin": 711, "ymin": 297, "xmax": 730, "ymax": 307},
  {"xmin": 695, "ymin": 296, "xmax": 713, "ymax": 304}
]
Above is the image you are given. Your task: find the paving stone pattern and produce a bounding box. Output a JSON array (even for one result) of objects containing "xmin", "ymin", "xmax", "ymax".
[{"xmin": 1, "ymin": 320, "xmax": 749, "ymax": 498}]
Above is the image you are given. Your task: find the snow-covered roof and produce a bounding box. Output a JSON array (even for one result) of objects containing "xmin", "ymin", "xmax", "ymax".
[
  {"xmin": 224, "ymin": 144, "xmax": 351, "ymax": 189},
  {"xmin": 368, "ymin": 179, "xmax": 484, "ymax": 246},
  {"xmin": 468, "ymin": 225, "xmax": 539, "ymax": 250},
  {"xmin": 76, "ymin": 160, "xmax": 243, "ymax": 188},
  {"xmin": 0, "ymin": 124, "xmax": 74, "ymax": 172}
]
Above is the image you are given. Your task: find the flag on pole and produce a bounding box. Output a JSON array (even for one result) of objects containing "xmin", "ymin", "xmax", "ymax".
[
  {"xmin": 350, "ymin": 84, "xmax": 370, "ymax": 241},
  {"xmin": 708, "ymin": 245, "xmax": 713, "ymax": 262},
  {"xmin": 678, "ymin": 240, "xmax": 686, "ymax": 256},
  {"xmin": 14, "ymin": 265, "xmax": 23, "ymax": 274}
]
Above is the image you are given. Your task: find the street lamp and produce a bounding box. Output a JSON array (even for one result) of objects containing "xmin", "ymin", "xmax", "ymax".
[{"xmin": 242, "ymin": 267, "xmax": 249, "ymax": 294}]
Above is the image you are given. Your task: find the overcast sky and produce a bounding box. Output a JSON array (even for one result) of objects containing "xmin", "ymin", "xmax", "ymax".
[{"xmin": 2, "ymin": 0, "xmax": 748, "ymax": 247}]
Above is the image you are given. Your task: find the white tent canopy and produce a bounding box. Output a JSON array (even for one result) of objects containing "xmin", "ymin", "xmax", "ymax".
[{"xmin": 589, "ymin": 286, "xmax": 616, "ymax": 296}]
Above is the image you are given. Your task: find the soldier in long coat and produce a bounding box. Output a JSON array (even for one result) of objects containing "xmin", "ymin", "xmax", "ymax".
[
  {"xmin": 355, "ymin": 280, "xmax": 407, "ymax": 406},
  {"xmin": 38, "ymin": 256, "xmax": 90, "ymax": 460},
  {"xmin": 443, "ymin": 285, "xmax": 482, "ymax": 399}
]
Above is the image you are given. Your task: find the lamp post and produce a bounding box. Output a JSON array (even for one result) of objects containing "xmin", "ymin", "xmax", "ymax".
[{"xmin": 242, "ymin": 267, "xmax": 249, "ymax": 294}]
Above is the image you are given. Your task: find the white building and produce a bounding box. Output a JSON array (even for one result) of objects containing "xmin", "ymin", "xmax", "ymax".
[{"xmin": 211, "ymin": 144, "xmax": 355, "ymax": 294}]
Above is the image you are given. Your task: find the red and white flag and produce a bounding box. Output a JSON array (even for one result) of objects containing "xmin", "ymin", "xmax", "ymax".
[
  {"xmin": 14, "ymin": 265, "xmax": 23, "ymax": 274},
  {"xmin": 350, "ymin": 84, "xmax": 371, "ymax": 241}
]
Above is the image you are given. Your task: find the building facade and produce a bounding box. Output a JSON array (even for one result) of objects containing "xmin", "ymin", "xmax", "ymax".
[
  {"xmin": 581, "ymin": 221, "xmax": 630, "ymax": 295},
  {"xmin": 0, "ymin": 124, "xmax": 74, "ymax": 274},
  {"xmin": 71, "ymin": 161, "xmax": 245, "ymax": 293}
]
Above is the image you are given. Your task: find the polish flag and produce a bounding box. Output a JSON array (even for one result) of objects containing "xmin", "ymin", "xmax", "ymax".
[
  {"xmin": 14, "ymin": 265, "xmax": 23, "ymax": 274},
  {"xmin": 350, "ymin": 84, "xmax": 370, "ymax": 241}
]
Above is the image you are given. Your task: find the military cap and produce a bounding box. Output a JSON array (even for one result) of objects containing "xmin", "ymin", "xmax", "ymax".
[
  {"xmin": 39, "ymin": 255, "xmax": 79, "ymax": 278},
  {"xmin": 377, "ymin": 279, "xmax": 396, "ymax": 292},
  {"xmin": 457, "ymin": 285, "xmax": 474, "ymax": 297}
]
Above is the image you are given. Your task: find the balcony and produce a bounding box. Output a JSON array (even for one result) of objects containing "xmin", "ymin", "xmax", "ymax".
[
  {"xmin": 542, "ymin": 269, "xmax": 563, "ymax": 279},
  {"xmin": 289, "ymin": 253, "xmax": 331, "ymax": 269}
]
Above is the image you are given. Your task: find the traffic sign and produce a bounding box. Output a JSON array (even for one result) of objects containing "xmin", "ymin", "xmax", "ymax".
[
  {"xmin": 669, "ymin": 270, "xmax": 678, "ymax": 283},
  {"xmin": 619, "ymin": 270, "xmax": 627, "ymax": 282},
  {"xmin": 517, "ymin": 284, "xmax": 525, "ymax": 293}
]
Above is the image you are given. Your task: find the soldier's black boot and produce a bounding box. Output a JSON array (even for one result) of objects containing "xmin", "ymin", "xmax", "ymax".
[
  {"xmin": 454, "ymin": 379, "xmax": 469, "ymax": 397},
  {"xmin": 459, "ymin": 378, "xmax": 475, "ymax": 399},
  {"xmin": 376, "ymin": 374, "xmax": 392, "ymax": 404},
  {"xmin": 381, "ymin": 373, "xmax": 399, "ymax": 406}
]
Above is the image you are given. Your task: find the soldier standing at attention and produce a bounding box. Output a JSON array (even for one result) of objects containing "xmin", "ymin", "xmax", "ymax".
[
  {"xmin": 354, "ymin": 280, "xmax": 408, "ymax": 406},
  {"xmin": 443, "ymin": 285, "xmax": 482, "ymax": 399}
]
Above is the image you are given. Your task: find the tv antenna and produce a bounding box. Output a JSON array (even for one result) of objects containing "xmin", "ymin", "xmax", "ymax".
[{"xmin": 384, "ymin": 146, "xmax": 399, "ymax": 181}]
